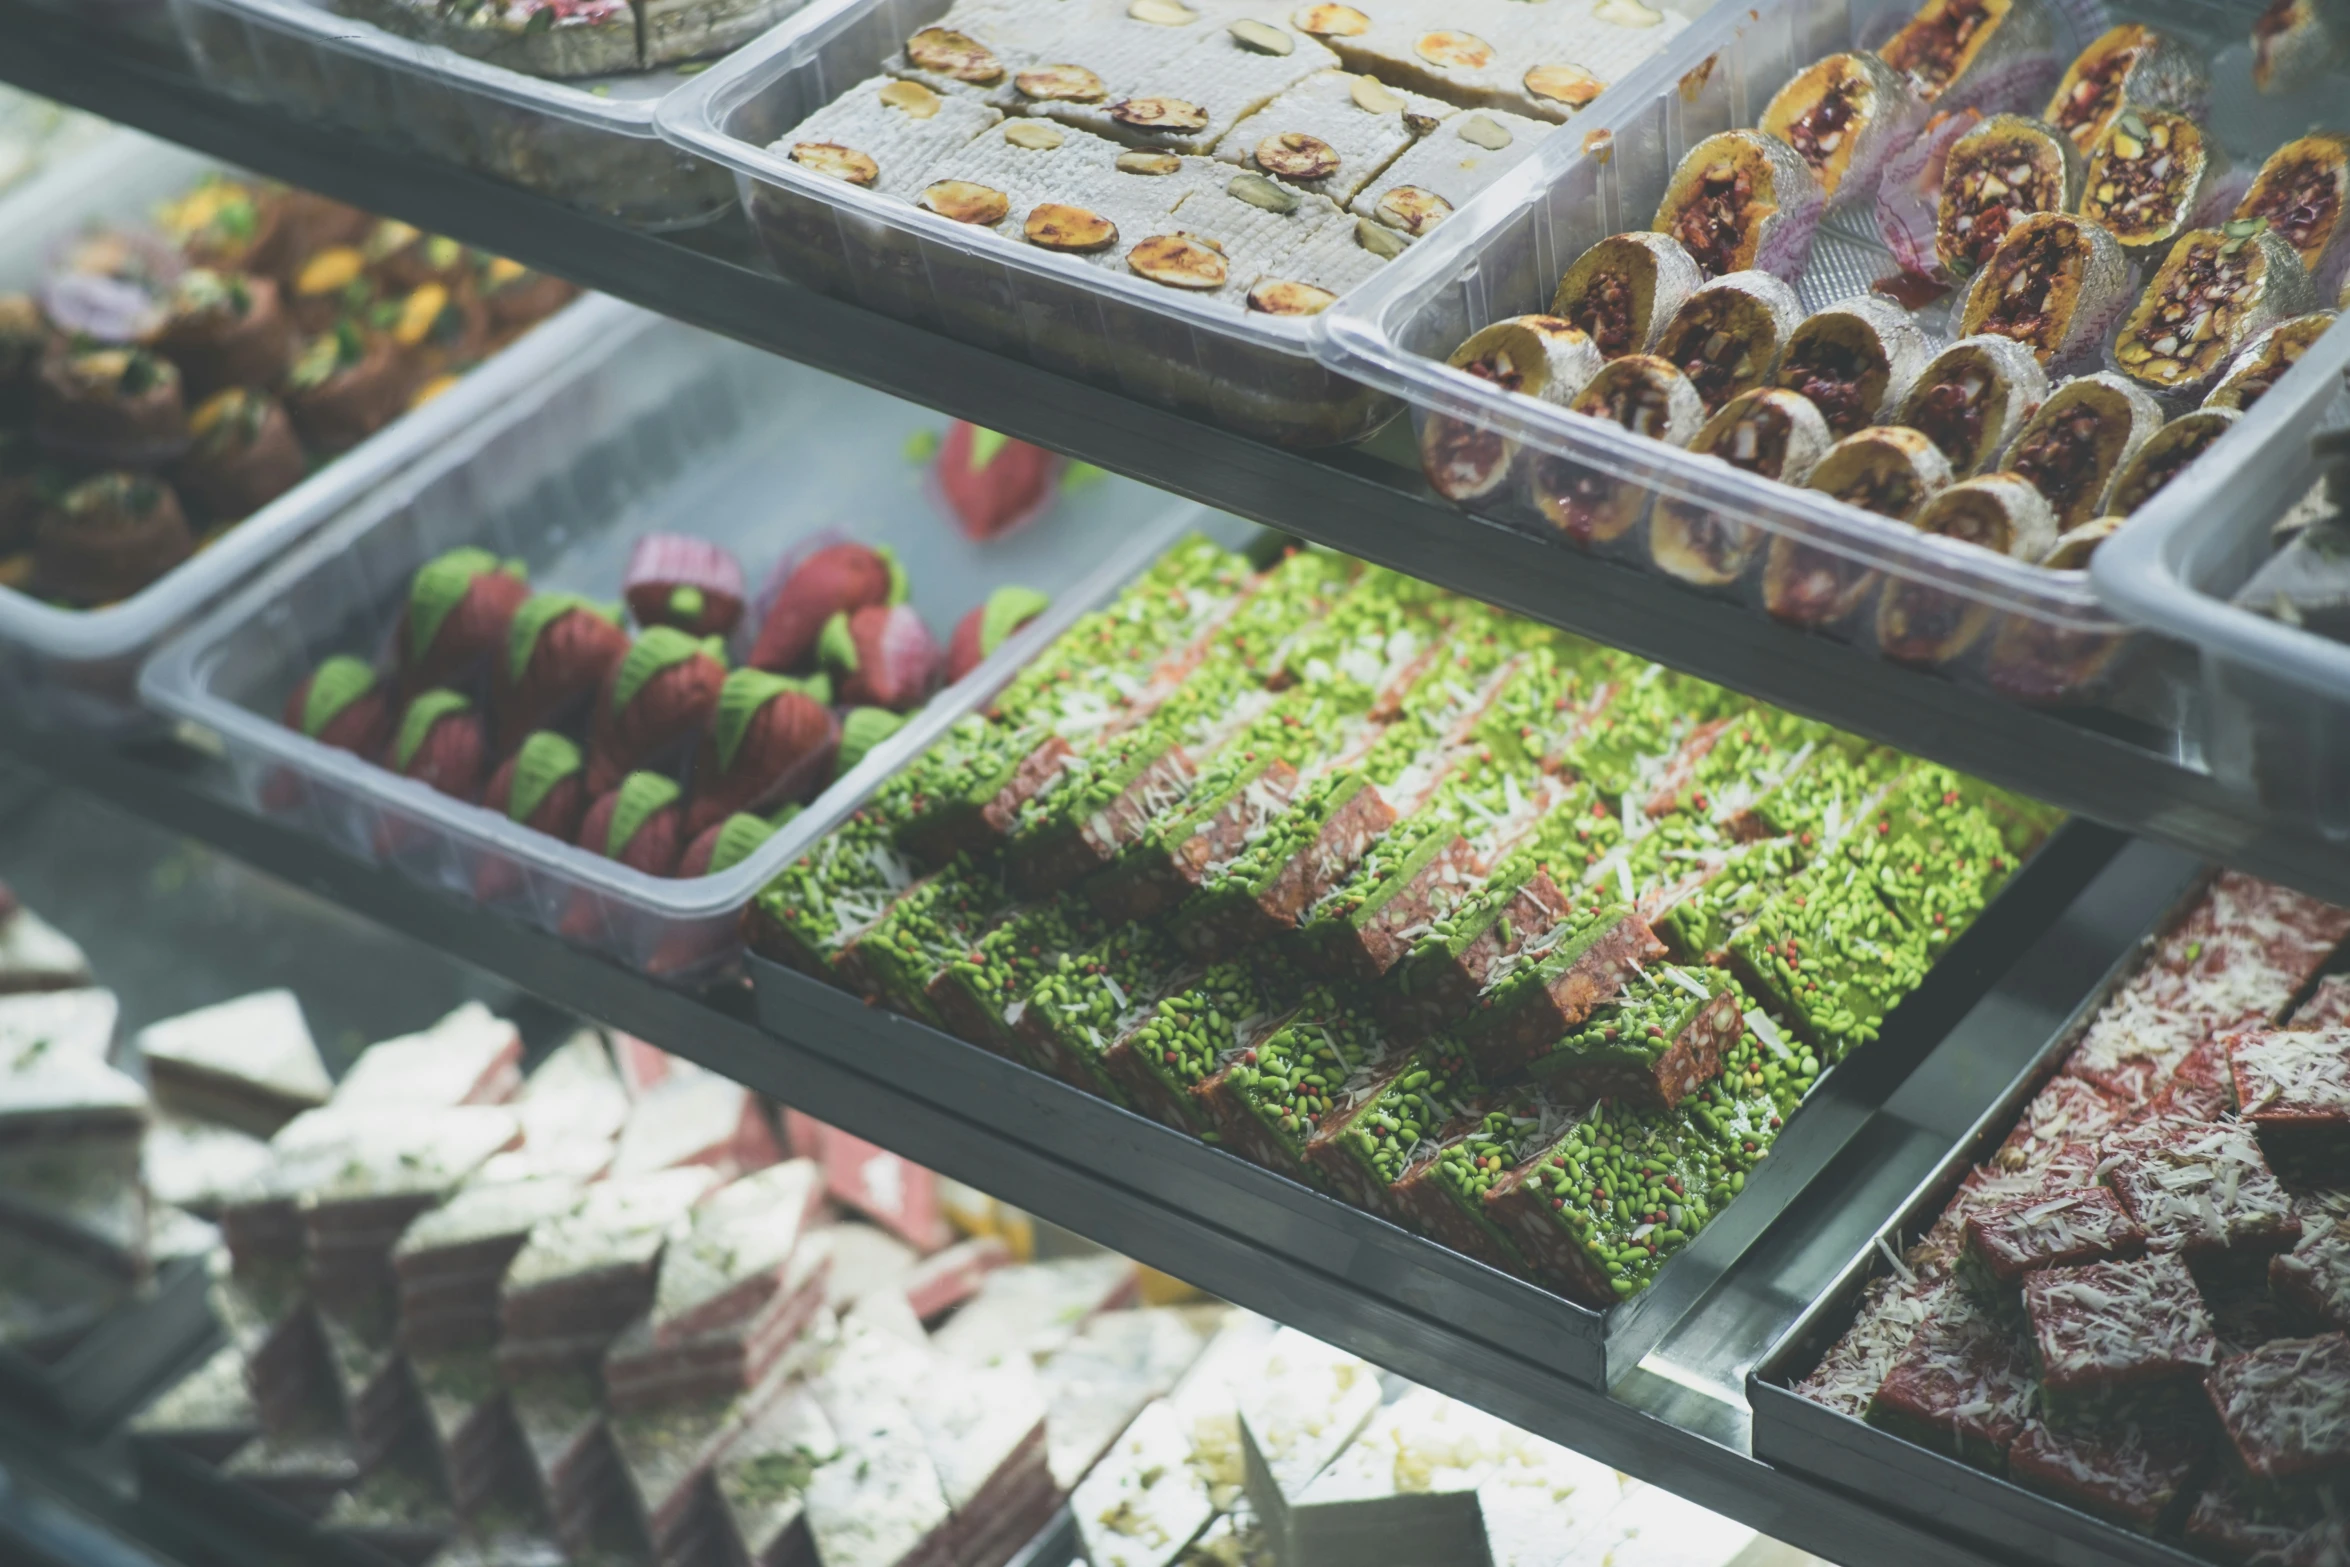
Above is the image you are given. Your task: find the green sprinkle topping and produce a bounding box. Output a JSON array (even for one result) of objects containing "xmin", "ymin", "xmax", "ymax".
[
  {"xmin": 300, "ymin": 655, "xmax": 377, "ymax": 738},
  {"xmin": 607, "ymin": 772, "xmax": 681, "ymax": 855},
  {"xmin": 704, "ymin": 813, "xmax": 777, "ymax": 875},
  {"xmin": 507, "ymin": 731, "xmax": 583, "ymax": 823},
  {"xmin": 395, "ymin": 689, "xmax": 471, "ymax": 771}
]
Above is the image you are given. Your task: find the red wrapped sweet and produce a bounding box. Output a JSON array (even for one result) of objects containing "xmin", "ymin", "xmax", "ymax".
[
  {"xmin": 481, "ymin": 731, "xmax": 590, "ymax": 841},
  {"xmin": 686, "ymin": 669, "xmax": 837, "ymax": 836},
  {"xmin": 577, "ymin": 773, "xmax": 686, "ymax": 877},
  {"xmin": 934, "ymin": 422, "xmax": 1062, "ymax": 540},
  {"xmin": 282, "ymin": 654, "xmax": 391, "ymax": 759},
  {"xmin": 946, "ymin": 584, "xmax": 1050, "ymax": 682},
  {"xmin": 396, "ymin": 547, "xmax": 530, "ymax": 696},
  {"xmin": 2205, "ymin": 1332, "xmax": 2350, "ymax": 1482},
  {"xmin": 676, "ymin": 813, "xmax": 777, "ymax": 879},
  {"xmin": 586, "ymin": 627, "xmax": 727, "ymax": 794},
  {"xmin": 623, "ymin": 533, "xmax": 744, "ymax": 638},
  {"xmin": 494, "ymin": 593, "xmax": 628, "ymax": 752},
  {"xmin": 747, "ymin": 541, "xmax": 905, "ymax": 673},
  {"xmin": 820, "ymin": 604, "xmax": 942, "ymax": 713},
  {"xmin": 389, "ymin": 688, "xmax": 487, "ymax": 802}
]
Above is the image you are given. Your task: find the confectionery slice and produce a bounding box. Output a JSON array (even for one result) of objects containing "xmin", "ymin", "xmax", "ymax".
[
  {"xmin": 1991, "ymin": 1073, "xmax": 2129, "ymax": 1175},
  {"xmin": 2274, "ymin": 1205, "xmax": 2350, "ymax": 1330},
  {"xmin": 1458, "ymin": 902, "xmax": 1664, "ymax": 1075},
  {"xmin": 1235, "ymin": 1327, "xmax": 1383, "ymax": 1548},
  {"xmin": 1016, "ymin": 923, "xmax": 1193, "ymax": 1098},
  {"xmin": 1961, "ymin": 1187, "xmax": 2146, "ymax": 1305},
  {"xmin": 1957, "ymin": 212, "xmax": 2131, "ymax": 374},
  {"xmin": 2059, "ymin": 971, "xmax": 2212, "ymax": 1107},
  {"xmin": 1478, "ymin": 1434, "xmax": 1626, "ymax": 1567},
  {"xmin": 1101, "ymin": 959, "xmax": 1294, "ymax": 1135},
  {"xmin": 2105, "ymin": 407, "xmax": 2241, "ymax": 518},
  {"xmin": 1391, "ymin": 1083, "xmax": 1580, "ymax": 1273},
  {"xmin": 1794, "ymin": 1276, "xmax": 1949, "ymax": 1419},
  {"xmin": 1650, "ymin": 130, "xmax": 1823, "ymax": 282},
  {"xmin": 498, "ymin": 1166, "xmax": 722, "ymax": 1376},
  {"xmin": 1865, "ymin": 1285, "xmax": 2037, "ymax": 1467},
  {"xmin": 2230, "ymin": 1027, "xmax": 2350, "ymax": 1175},
  {"xmin": 1759, "ymin": 50, "xmax": 1921, "ymax": 206},
  {"xmin": 2006, "ymin": 1409, "xmax": 2209, "ymax": 1536},
  {"xmin": 394, "ymin": 1175, "xmax": 583, "ymax": 1351},
  {"xmin": 2151, "ymin": 869, "xmax": 2350, "ymax": 1027},
  {"xmin": 1876, "ymin": 0, "xmax": 2056, "ymax": 112},
  {"xmin": 2044, "ymin": 23, "xmax": 2208, "ymax": 156},
  {"xmin": 218, "ymin": 1421, "xmax": 363, "ymax": 1520},
  {"xmin": 0, "ymin": 898, "xmax": 91, "ymax": 996},
  {"xmin": 1381, "ymin": 849, "xmax": 1577, "ymax": 1037},
  {"xmin": 2114, "ymin": 224, "xmax": 2318, "ymax": 398},
  {"xmin": 1302, "ymin": 1038, "xmax": 1483, "ymax": 1220},
  {"xmin": 508, "ymin": 1369, "xmax": 614, "ymax": 1543},
  {"xmin": 711, "ymin": 1384, "xmax": 839, "ymax": 1567},
  {"xmin": 927, "ymin": 897, "xmax": 1112, "ymax": 1060},
  {"xmin": 134, "ymin": 988, "xmax": 327, "ymax": 1137},
  {"xmin": 2023, "ymin": 1252, "xmax": 2216, "ymax": 1415},
  {"xmin": 2206, "ymin": 311, "xmax": 2339, "ymax": 415},
  {"xmin": 1515, "ymin": 963, "xmax": 1745, "ymax": 1108},
  {"xmin": 607, "ymin": 1065, "xmax": 780, "ymax": 1179},
  {"xmin": 932, "ymin": 1254, "xmax": 1139, "ymax": 1369},
  {"xmin": 299, "ymin": 1105, "xmax": 523, "ymax": 1308},
  {"xmin": 774, "ymin": 76, "xmax": 1004, "ymax": 200},
  {"xmin": 2206, "ymin": 1332, "xmax": 2350, "ymax": 1482},
  {"xmin": 329, "ymin": 1001, "xmax": 522, "ymax": 1110},
  {"xmin": 1216, "ymin": 69, "xmax": 1451, "ymax": 207},
  {"xmin": 1548, "ymin": 232, "xmax": 1702, "ymax": 359},
  {"xmin": 316, "ymin": 1449, "xmax": 457, "ymax": 1566},
  {"xmin": 1201, "ymin": 990, "xmax": 1408, "ymax": 1186},
  {"xmin": 805, "ymin": 1328, "xmax": 959, "ymax": 1567},
  {"xmin": 1726, "ymin": 871, "xmax": 1931, "ymax": 1061},
  {"xmin": 1071, "ymin": 1398, "xmax": 1216, "ymax": 1567},
  {"xmin": 1036, "ymin": 1307, "xmax": 1206, "ymax": 1492},
  {"xmin": 1350, "ymin": 110, "xmax": 1554, "ymax": 242},
  {"xmin": 2099, "ymin": 1115, "xmax": 2302, "ymax": 1260},
  {"xmin": 1288, "ymin": 1387, "xmax": 1537, "ymax": 1567}
]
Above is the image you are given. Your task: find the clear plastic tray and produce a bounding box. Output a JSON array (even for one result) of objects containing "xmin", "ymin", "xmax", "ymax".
[
  {"xmin": 140, "ymin": 311, "xmax": 1211, "ymax": 980},
  {"xmin": 1317, "ymin": 0, "xmax": 2350, "ymax": 728},
  {"xmin": 655, "ymin": 0, "xmax": 1703, "ymax": 448},
  {"xmin": 2093, "ymin": 384, "xmax": 2350, "ymax": 841},
  {"xmin": 0, "ymin": 130, "xmax": 630, "ymax": 732},
  {"xmin": 168, "ymin": 0, "xmax": 766, "ymax": 231}
]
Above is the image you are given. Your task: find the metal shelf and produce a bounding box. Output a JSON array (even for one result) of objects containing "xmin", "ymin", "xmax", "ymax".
[
  {"xmin": 0, "ymin": 2, "xmax": 2331, "ymax": 911},
  {"xmin": 0, "ymin": 713, "xmax": 2207, "ymax": 1567}
]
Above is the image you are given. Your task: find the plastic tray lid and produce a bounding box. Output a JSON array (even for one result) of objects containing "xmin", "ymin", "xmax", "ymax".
[
  {"xmin": 0, "ymin": 131, "xmax": 641, "ymax": 664},
  {"xmin": 2093, "ymin": 361, "xmax": 2350, "ymax": 704},
  {"xmin": 139, "ymin": 327, "xmax": 1212, "ymax": 927},
  {"xmin": 1311, "ymin": 0, "xmax": 2145, "ymax": 627},
  {"xmin": 652, "ymin": 0, "xmax": 1713, "ymax": 361}
]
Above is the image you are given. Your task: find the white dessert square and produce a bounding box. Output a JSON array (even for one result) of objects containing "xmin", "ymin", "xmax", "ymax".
[
  {"xmin": 1035, "ymin": 10, "xmax": 1338, "ymax": 152},
  {"xmin": 1348, "ymin": 105, "xmax": 1553, "ymax": 237},
  {"xmin": 773, "ymin": 74, "xmax": 1004, "ymax": 199},
  {"xmin": 1216, "ymin": 68, "xmax": 1452, "ymax": 203}
]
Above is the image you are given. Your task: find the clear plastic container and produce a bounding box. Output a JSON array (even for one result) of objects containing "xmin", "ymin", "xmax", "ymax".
[
  {"xmin": 1317, "ymin": 0, "xmax": 2350, "ymax": 729},
  {"xmin": 655, "ymin": 0, "xmax": 1702, "ymax": 447},
  {"xmin": 140, "ymin": 312, "xmax": 1211, "ymax": 980},
  {"xmin": 0, "ymin": 130, "xmax": 630, "ymax": 731},
  {"xmin": 2093, "ymin": 384, "xmax": 2350, "ymax": 841},
  {"xmin": 168, "ymin": 0, "xmax": 761, "ymax": 231}
]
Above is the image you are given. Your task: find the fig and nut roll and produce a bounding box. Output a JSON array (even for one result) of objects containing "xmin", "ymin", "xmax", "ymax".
[
  {"xmin": 1877, "ymin": 0, "xmax": 2059, "ymax": 115},
  {"xmin": 1649, "ymin": 270, "xmax": 1803, "ymax": 416},
  {"xmin": 1419, "ymin": 315, "xmax": 1604, "ymax": 505},
  {"xmin": 1549, "ymin": 233, "xmax": 1701, "ymax": 359},
  {"xmin": 1935, "ymin": 114, "xmax": 2082, "ymax": 279},
  {"xmin": 1764, "ymin": 427, "xmax": 1953, "ymax": 628},
  {"xmin": 2080, "ymin": 108, "xmax": 2228, "ymax": 260},
  {"xmin": 1999, "ymin": 371, "xmax": 2164, "ymax": 531},
  {"xmin": 2112, "ymin": 220, "xmax": 2318, "ymax": 399},
  {"xmin": 2103, "ymin": 406, "xmax": 2240, "ymax": 516},
  {"xmin": 2205, "ymin": 312, "xmax": 2338, "ymax": 413},
  {"xmin": 1759, "ymin": 50, "xmax": 1922, "ymax": 206},
  {"xmin": 1527, "ymin": 355, "xmax": 1703, "ymax": 546},
  {"xmin": 1771, "ymin": 295, "xmax": 1932, "ymax": 438},
  {"xmin": 1652, "ymin": 388, "xmax": 1833, "ymax": 589},
  {"xmin": 1650, "ymin": 129, "xmax": 1823, "ymax": 283},
  {"xmin": 1896, "ymin": 333, "xmax": 2049, "ymax": 477},
  {"xmin": 2043, "ymin": 23, "xmax": 2207, "ymax": 157},
  {"xmin": 1956, "ymin": 210, "xmax": 2131, "ymax": 372}
]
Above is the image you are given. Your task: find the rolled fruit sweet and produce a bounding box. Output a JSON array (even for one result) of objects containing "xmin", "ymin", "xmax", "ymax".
[
  {"xmin": 2235, "ymin": 134, "xmax": 2350, "ymax": 299},
  {"xmin": 1876, "ymin": 473, "xmax": 2057, "ymax": 664},
  {"xmin": 2043, "ymin": 24, "xmax": 2209, "ymax": 157},
  {"xmin": 1765, "ymin": 424, "xmax": 1955, "ymax": 628},
  {"xmin": 1548, "ymin": 233, "xmax": 1701, "ymax": 359},
  {"xmin": 1418, "ymin": 315, "xmax": 1604, "ymax": 505},
  {"xmin": 1648, "ymin": 269, "xmax": 1803, "ymax": 415},
  {"xmin": 1525, "ymin": 355, "xmax": 1704, "ymax": 546},
  {"xmin": 1985, "ymin": 511, "xmax": 2133, "ymax": 702},
  {"xmin": 1649, "ymin": 130, "xmax": 1824, "ymax": 283},
  {"xmin": 1770, "ymin": 295, "xmax": 1932, "ymax": 438},
  {"xmin": 2111, "ymin": 222, "xmax": 2318, "ymax": 399},
  {"xmin": 1956, "ymin": 211, "xmax": 2132, "ymax": 372},
  {"xmin": 1876, "ymin": 0, "xmax": 2059, "ymax": 115},
  {"xmin": 1759, "ymin": 51, "xmax": 1922, "ymax": 208},
  {"xmin": 2102, "ymin": 406, "xmax": 2240, "ymax": 516},
  {"xmin": 1651, "ymin": 388, "xmax": 1833, "ymax": 590},
  {"xmin": 1999, "ymin": 371, "xmax": 2164, "ymax": 530},
  {"xmin": 2079, "ymin": 108, "xmax": 2228, "ymax": 261},
  {"xmin": 1896, "ymin": 333, "xmax": 2049, "ymax": 476},
  {"xmin": 1935, "ymin": 114, "xmax": 2082, "ymax": 280},
  {"xmin": 2205, "ymin": 312, "xmax": 2338, "ymax": 412},
  {"xmin": 2252, "ymin": 0, "xmax": 2350, "ymax": 96}
]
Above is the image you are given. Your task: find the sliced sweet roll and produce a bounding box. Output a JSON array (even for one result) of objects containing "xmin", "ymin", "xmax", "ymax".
[
  {"xmin": 1763, "ymin": 426, "xmax": 1953, "ymax": 628},
  {"xmin": 1896, "ymin": 334, "xmax": 2049, "ymax": 477},
  {"xmin": 2079, "ymin": 109, "xmax": 2229, "ymax": 261},
  {"xmin": 1999, "ymin": 372, "xmax": 2165, "ymax": 532},
  {"xmin": 2205, "ymin": 312, "xmax": 2339, "ymax": 413},
  {"xmin": 2252, "ymin": 0, "xmax": 2350, "ymax": 97},
  {"xmin": 2103, "ymin": 406, "xmax": 2240, "ymax": 517},
  {"xmin": 1771, "ymin": 296, "xmax": 1932, "ymax": 438},
  {"xmin": 1526, "ymin": 355, "xmax": 1703, "ymax": 546},
  {"xmin": 1877, "ymin": 473, "xmax": 2058, "ymax": 664},
  {"xmin": 2111, "ymin": 221, "xmax": 2318, "ymax": 399},
  {"xmin": 1649, "ymin": 130, "xmax": 1823, "ymax": 282},
  {"xmin": 1650, "ymin": 388, "xmax": 1833, "ymax": 588},
  {"xmin": 1649, "ymin": 270, "xmax": 1803, "ymax": 416},
  {"xmin": 1935, "ymin": 114, "xmax": 2081, "ymax": 281},
  {"xmin": 2043, "ymin": 24, "xmax": 2208, "ymax": 157},
  {"xmin": 1758, "ymin": 51, "xmax": 1922, "ymax": 207},
  {"xmin": 1550, "ymin": 234, "xmax": 1703, "ymax": 360},
  {"xmin": 1419, "ymin": 315, "xmax": 1605, "ymax": 504},
  {"xmin": 1876, "ymin": 0, "xmax": 2058, "ymax": 115},
  {"xmin": 1956, "ymin": 211, "xmax": 2131, "ymax": 372},
  {"xmin": 2234, "ymin": 134, "xmax": 2350, "ymax": 299}
]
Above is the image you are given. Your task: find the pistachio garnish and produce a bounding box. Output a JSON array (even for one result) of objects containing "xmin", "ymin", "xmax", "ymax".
[
  {"xmin": 1004, "ymin": 120, "xmax": 1065, "ymax": 149},
  {"xmin": 1375, "ymin": 184, "xmax": 1451, "ymax": 235},
  {"xmin": 1017, "ymin": 63, "xmax": 1106, "ymax": 101},
  {"xmin": 1255, "ymin": 132, "xmax": 1341, "ymax": 180},
  {"xmin": 1248, "ymin": 279, "xmax": 1338, "ymax": 315},
  {"xmin": 1293, "ymin": 2, "xmax": 1368, "ymax": 34},
  {"xmin": 790, "ymin": 142, "xmax": 880, "ymax": 186},
  {"xmin": 920, "ymin": 180, "xmax": 1011, "ymax": 225},
  {"xmin": 878, "ymin": 78, "xmax": 942, "ymax": 117},
  {"xmin": 1524, "ymin": 63, "xmax": 1602, "ymax": 108},
  {"xmin": 1415, "ymin": 29, "xmax": 1493, "ymax": 69},
  {"xmin": 1350, "ymin": 74, "xmax": 1403, "ymax": 114},
  {"xmin": 1024, "ymin": 203, "xmax": 1119, "ymax": 252},
  {"xmin": 1117, "ymin": 150, "xmax": 1185, "ymax": 174},
  {"xmin": 1403, "ymin": 110, "xmax": 1442, "ymax": 135},
  {"xmin": 906, "ymin": 26, "xmax": 1003, "ymax": 83},
  {"xmin": 1458, "ymin": 113, "xmax": 1512, "ymax": 149},
  {"xmin": 1229, "ymin": 171, "xmax": 1300, "ymax": 212},
  {"xmin": 1355, "ymin": 216, "xmax": 1409, "ymax": 257},
  {"xmin": 1128, "ymin": 233, "xmax": 1229, "ymax": 288},
  {"xmin": 1229, "ymin": 18, "xmax": 1294, "ymax": 53},
  {"xmin": 1128, "ymin": 0, "xmax": 1197, "ymax": 22},
  {"xmin": 1113, "ymin": 95, "xmax": 1209, "ymax": 131}
]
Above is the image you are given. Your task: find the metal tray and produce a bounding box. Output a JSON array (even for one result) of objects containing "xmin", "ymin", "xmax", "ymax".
[
  {"xmin": 1746, "ymin": 862, "xmax": 2226, "ymax": 1567},
  {"xmin": 653, "ymin": 0, "xmax": 1705, "ymax": 448},
  {"xmin": 168, "ymin": 0, "xmax": 761, "ymax": 232},
  {"xmin": 1316, "ymin": 0, "xmax": 2350, "ymax": 732},
  {"xmin": 0, "ymin": 129, "xmax": 630, "ymax": 733},
  {"xmin": 0, "ymin": 1253, "xmax": 215, "ymax": 1436},
  {"xmin": 140, "ymin": 310, "xmax": 1216, "ymax": 980},
  {"xmin": 751, "ymin": 819, "xmax": 2124, "ymax": 1390}
]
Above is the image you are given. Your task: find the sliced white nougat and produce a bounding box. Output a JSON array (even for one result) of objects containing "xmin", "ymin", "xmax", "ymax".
[
  {"xmin": 1233, "ymin": 1327, "xmax": 1384, "ymax": 1544},
  {"xmin": 1072, "ymin": 1399, "xmax": 1220, "ymax": 1567},
  {"xmin": 887, "ymin": 0, "xmax": 1105, "ymax": 101},
  {"xmin": 772, "ymin": 75, "xmax": 1004, "ymax": 200},
  {"xmin": 904, "ymin": 118, "xmax": 1192, "ymax": 243},
  {"xmin": 1136, "ymin": 169, "xmax": 1352, "ymax": 303},
  {"xmin": 1348, "ymin": 105, "xmax": 1553, "ymax": 238},
  {"xmin": 1239, "ymin": 209, "xmax": 1397, "ymax": 314},
  {"xmin": 1036, "ymin": 12, "xmax": 1339, "ymax": 153},
  {"xmin": 1215, "ymin": 69, "xmax": 1451, "ymax": 204}
]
